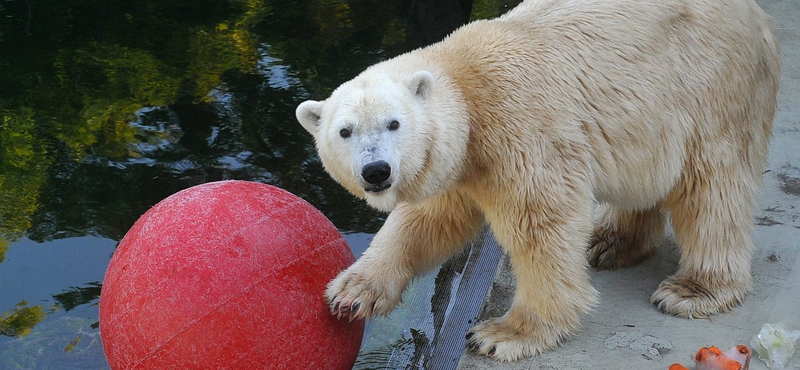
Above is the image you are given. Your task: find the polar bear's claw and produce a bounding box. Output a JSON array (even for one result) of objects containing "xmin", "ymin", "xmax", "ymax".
[
  {"xmin": 324, "ymin": 260, "xmax": 406, "ymax": 321},
  {"xmin": 465, "ymin": 315, "xmax": 567, "ymax": 362},
  {"xmin": 651, "ymin": 275, "xmax": 750, "ymax": 319},
  {"xmin": 586, "ymin": 233, "xmax": 656, "ymax": 270}
]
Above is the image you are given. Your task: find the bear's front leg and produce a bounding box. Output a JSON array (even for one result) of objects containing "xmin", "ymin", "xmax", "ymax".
[
  {"xmin": 467, "ymin": 200, "xmax": 598, "ymax": 362},
  {"xmin": 326, "ymin": 191, "xmax": 483, "ymax": 321}
]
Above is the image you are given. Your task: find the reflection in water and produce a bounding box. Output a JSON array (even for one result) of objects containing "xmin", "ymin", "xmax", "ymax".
[
  {"xmin": 0, "ymin": 301, "xmax": 50, "ymax": 338},
  {"xmin": 0, "ymin": 316, "xmax": 106, "ymax": 369},
  {"xmin": 64, "ymin": 334, "xmax": 83, "ymax": 354},
  {"xmin": 0, "ymin": 240, "xmax": 8, "ymax": 263},
  {"xmin": 355, "ymin": 336, "xmax": 416, "ymax": 369},
  {"xmin": 3, "ymin": 0, "xmax": 400, "ymax": 245},
  {"xmin": 0, "ymin": 0, "xmax": 519, "ymax": 367},
  {"xmin": 256, "ymin": 44, "xmax": 302, "ymax": 90},
  {"xmin": 127, "ymin": 107, "xmax": 185, "ymax": 162},
  {"xmin": 53, "ymin": 282, "xmax": 103, "ymax": 313}
]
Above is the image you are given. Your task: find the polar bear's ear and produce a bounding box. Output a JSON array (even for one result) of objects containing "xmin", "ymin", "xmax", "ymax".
[
  {"xmin": 408, "ymin": 70, "xmax": 434, "ymax": 99},
  {"xmin": 296, "ymin": 100, "xmax": 324, "ymax": 135}
]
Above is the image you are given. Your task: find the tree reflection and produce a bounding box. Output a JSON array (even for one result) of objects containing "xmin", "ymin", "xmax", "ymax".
[
  {"xmin": 0, "ymin": 301, "xmax": 49, "ymax": 338},
  {"xmin": 0, "ymin": 0, "xmax": 524, "ymax": 364},
  {"xmin": 0, "ymin": 239, "xmax": 8, "ymax": 263},
  {"xmin": 0, "ymin": 0, "xmax": 524, "ymax": 244},
  {"xmin": 471, "ymin": 0, "xmax": 523, "ymax": 20},
  {"xmin": 0, "ymin": 108, "xmax": 50, "ymax": 245},
  {"xmin": 52, "ymin": 282, "xmax": 102, "ymax": 312},
  {"xmin": 1, "ymin": 0, "xmax": 411, "ymax": 245}
]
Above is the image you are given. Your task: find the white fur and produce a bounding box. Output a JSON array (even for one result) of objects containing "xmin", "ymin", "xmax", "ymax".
[
  {"xmin": 298, "ymin": 69, "xmax": 468, "ymax": 211},
  {"xmin": 297, "ymin": 0, "xmax": 780, "ymax": 362}
]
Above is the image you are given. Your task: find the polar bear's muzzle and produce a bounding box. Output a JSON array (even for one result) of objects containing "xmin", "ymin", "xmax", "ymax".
[{"xmin": 361, "ymin": 160, "xmax": 392, "ymax": 193}]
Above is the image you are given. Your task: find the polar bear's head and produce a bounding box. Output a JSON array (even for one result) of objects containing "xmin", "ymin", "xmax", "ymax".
[{"xmin": 296, "ymin": 69, "xmax": 465, "ymax": 212}]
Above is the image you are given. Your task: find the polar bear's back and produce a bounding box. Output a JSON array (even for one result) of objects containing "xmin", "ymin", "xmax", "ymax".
[{"xmin": 422, "ymin": 0, "xmax": 779, "ymax": 209}]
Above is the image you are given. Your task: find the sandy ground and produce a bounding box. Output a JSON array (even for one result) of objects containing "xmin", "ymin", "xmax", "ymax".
[{"xmin": 457, "ymin": 0, "xmax": 800, "ymax": 368}]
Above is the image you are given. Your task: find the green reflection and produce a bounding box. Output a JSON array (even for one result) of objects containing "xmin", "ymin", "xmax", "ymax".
[
  {"xmin": 0, "ymin": 108, "xmax": 50, "ymax": 245},
  {"xmin": 471, "ymin": 0, "xmax": 523, "ymax": 20},
  {"xmin": 0, "ymin": 301, "xmax": 48, "ymax": 338},
  {"xmin": 0, "ymin": 0, "xmax": 521, "ymax": 367},
  {"xmin": 0, "ymin": 0, "xmax": 423, "ymax": 241},
  {"xmin": 64, "ymin": 334, "xmax": 82, "ymax": 353},
  {"xmin": 0, "ymin": 239, "xmax": 8, "ymax": 263},
  {"xmin": 51, "ymin": 41, "xmax": 185, "ymax": 159}
]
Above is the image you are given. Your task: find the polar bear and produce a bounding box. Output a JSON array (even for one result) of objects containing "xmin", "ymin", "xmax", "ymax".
[{"xmin": 295, "ymin": 0, "xmax": 780, "ymax": 362}]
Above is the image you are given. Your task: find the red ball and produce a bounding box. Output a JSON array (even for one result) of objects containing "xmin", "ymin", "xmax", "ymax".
[{"xmin": 100, "ymin": 180, "xmax": 363, "ymax": 370}]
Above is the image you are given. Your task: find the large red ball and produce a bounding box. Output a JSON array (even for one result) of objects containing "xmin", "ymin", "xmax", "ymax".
[{"xmin": 100, "ymin": 180, "xmax": 363, "ymax": 369}]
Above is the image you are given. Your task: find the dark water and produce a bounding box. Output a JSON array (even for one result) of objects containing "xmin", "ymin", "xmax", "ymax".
[{"xmin": 0, "ymin": 0, "xmax": 516, "ymax": 368}]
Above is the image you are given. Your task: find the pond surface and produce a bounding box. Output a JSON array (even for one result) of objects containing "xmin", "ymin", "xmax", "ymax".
[{"xmin": 0, "ymin": 0, "xmax": 515, "ymax": 368}]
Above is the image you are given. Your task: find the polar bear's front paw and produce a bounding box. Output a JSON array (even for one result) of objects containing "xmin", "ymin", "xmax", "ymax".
[
  {"xmin": 324, "ymin": 263, "xmax": 406, "ymax": 321},
  {"xmin": 465, "ymin": 315, "xmax": 565, "ymax": 362}
]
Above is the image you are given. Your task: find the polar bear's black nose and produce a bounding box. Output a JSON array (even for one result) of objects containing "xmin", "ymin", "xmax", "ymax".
[{"xmin": 362, "ymin": 161, "xmax": 391, "ymax": 184}]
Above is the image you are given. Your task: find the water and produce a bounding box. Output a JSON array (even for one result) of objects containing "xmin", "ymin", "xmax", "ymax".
[{"xmin": 0, "ymin": 0, "xmax": 516, "ymax": 368}]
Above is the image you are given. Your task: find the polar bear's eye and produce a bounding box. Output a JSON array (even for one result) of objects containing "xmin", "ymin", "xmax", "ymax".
[
  {"xmin": 388, "ymin": 120, "xmax": 400, "ymax": 131},
  {"xmin": 339, "ymin": 128, "xmax": 352, "ymax": 138}
]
